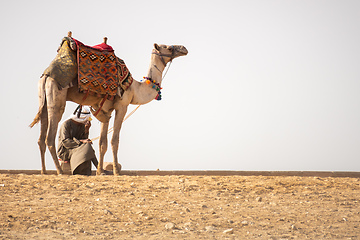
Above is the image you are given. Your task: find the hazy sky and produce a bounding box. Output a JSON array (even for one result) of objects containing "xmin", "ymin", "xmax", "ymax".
[{"xmin": 1, "ymin": 0, "xmax": 359, "ymax": 171}]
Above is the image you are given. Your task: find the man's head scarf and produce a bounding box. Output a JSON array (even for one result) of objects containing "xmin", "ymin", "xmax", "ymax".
[{"xmin": 70, "ymin": 106, "xmax": 92, "ymax": 124}]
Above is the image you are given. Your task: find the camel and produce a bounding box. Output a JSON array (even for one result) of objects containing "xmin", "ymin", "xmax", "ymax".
[{"xmin": 30, "ymin": 35, "xmax": 188, "ymax": 175}]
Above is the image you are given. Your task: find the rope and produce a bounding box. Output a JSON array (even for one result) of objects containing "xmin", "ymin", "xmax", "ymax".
[
  {"xmin": 90, "ymin": 105, "xmax": 141, "ymax": 141},
  {"xmin": 162, "ymin": 60, "xmax": 172, "ymax": 81}
]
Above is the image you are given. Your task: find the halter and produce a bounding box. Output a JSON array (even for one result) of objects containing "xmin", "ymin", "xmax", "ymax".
[
  {"xmin": 151, "ymin": 45, "xmax": 175, "ymax": 66},
  {"xmin": 152, "ymin": 46, "xmax": 175, "ymax": 78},
  {"xmin": 144, "ymin": 46, "xmax": 176, "ymax": 100}
]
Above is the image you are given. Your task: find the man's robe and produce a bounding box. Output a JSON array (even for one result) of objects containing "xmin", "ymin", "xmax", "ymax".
[{"xmin": 57, "ymin": 119, "xmax": 96, "ymax": 175}]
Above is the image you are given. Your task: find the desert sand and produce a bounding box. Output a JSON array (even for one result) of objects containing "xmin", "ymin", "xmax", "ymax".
[{"xmin": 0, "ymin": 173, "xmax": 359, "ymax": 239}]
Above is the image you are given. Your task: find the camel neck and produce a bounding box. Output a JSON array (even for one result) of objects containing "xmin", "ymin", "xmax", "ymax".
[
  {"xmin": 130, "ymin": 54, "xmax": 165, "ymax": 105},
  {"xmin": 146, "ymin": 55, "xmax": 165, "ymax": 84}
]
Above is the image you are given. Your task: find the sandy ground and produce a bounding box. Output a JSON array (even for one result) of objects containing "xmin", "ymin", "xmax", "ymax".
[{"xmin": 0, "ymin": 173, "xmax": 359, "ymax": 239}]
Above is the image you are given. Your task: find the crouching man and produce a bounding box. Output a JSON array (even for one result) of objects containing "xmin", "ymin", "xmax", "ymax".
[{"xmin": 57, "ymin": 106, "xmax": 98, "ymax": 175}]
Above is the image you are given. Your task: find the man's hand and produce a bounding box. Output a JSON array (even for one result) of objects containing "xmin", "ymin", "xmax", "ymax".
[
  {"xmin": 80, "ymin": 139, "xmax": 93, "ymax": 144},
  {"xmin": 85, "ymin": 121, "xmax": 91, "ymax": 132}
]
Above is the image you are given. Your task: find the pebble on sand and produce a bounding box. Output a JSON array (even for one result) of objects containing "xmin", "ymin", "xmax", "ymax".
[
  {"xmin": 205, "ymin": 226, "xmax": 216, "ymax": 232},
  {"xmin": 223, "ymin": 228, "xmax": 234, "ymax": 234},
  {"xmin": 165, "ymin": 222, "xmax": 176, "ymax": 230}
]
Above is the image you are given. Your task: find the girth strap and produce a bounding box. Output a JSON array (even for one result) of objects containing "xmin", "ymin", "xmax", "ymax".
[{"xmin": 93, "ymin": 94, "xmax": 108, "ymax": 117}]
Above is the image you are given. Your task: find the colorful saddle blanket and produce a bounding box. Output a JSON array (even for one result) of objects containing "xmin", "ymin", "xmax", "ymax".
[{"xmin": 74, "ymin": 39, "xmax": 133, "ymax": 100}]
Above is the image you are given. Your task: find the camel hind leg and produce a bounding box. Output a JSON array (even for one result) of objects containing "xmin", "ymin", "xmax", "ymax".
[
  {"xmin": 45, "ymin": 77, "xmax": 67, "ymax": 175},
  {"xmin": 38, "ymin": 103, "xmax": 48, "ymax": 174},
  {"xmin": 33, "ymin": 75, "xmax": 49, "ymax": 174}
]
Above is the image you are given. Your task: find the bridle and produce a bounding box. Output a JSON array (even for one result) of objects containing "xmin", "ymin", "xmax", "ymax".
[
  {"xmin": 151, "ymin": 46, "xmax": 175, "ymax": 79},
  {"xmin": 142, "ymin": 46, "xmax": 177, "ymax": 101},
  {"xmin": 152, "ymin": 45, "xmax": 175, "ymax": 66}
]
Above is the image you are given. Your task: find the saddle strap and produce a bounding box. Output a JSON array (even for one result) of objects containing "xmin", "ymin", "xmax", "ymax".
[{"xmin": 93, "ymin": 94, "xmax": 108, "ymax": 117}]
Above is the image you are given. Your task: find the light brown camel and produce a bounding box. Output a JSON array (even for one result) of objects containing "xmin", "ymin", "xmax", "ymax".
[{"xmin": 30, "ymin": 37, "xmax": 188, "ymax": 175}]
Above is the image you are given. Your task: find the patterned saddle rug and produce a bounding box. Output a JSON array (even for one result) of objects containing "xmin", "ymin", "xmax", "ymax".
[
  {"xmin": 74, "ymin": 39, "xmax": 133, "ymax": 100},
  {"xmin": 42, "ymin": 37, "xmax": 133, "ymax": 100}
]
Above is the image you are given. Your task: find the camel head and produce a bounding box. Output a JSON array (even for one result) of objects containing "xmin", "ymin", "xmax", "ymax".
[{"xmin": 153, "ymin": 43, "xmax": 188, "ymax": 65}]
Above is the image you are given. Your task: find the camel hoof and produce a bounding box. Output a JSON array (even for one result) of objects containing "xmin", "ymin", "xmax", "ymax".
[
  {"xmin": 113, "ymin": 163, "xmax": 122, "ymax": 176},
  {"xmin": 96, "ymin": 170, "xmax": 105, "ymax": 176},
  {"xmin": 113, "ymin": 168, "xmax": 121, "ymax": 176},
  {"xmin": 41, "ymin": 170, "xmax": 47, "ymax": 175}
]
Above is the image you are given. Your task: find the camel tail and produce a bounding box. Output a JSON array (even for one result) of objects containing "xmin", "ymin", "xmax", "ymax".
[
  {"xmin": 29, "ymin": 109, "xmax": 42, "ymax": 128},
  {"xmin": 29, "ymin": 76, "xmax": 47, "ymax": 128}
]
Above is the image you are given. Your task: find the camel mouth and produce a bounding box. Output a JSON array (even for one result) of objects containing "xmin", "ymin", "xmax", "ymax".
[{"xmin": 177, "ymin": 46, "xmax": 188, "ymax": 56}]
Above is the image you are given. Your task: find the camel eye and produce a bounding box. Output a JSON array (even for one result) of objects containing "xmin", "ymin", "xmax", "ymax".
[{"xmin": 168, "ymin": 46, "xmax": 173, "ymax": 51}]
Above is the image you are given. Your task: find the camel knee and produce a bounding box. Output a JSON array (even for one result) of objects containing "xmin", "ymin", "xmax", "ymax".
[
  {"xmin": 38, "ymin": 138, "xmax": 46, "ymax": 151},
  {"xmin": 45, "ymin": 137, "xmax": 56, "ymax": 149},
  {"xmin": 111, "ymin": 135, "xmax": 120, "ymax": 149},
  {"xmin": 111, "ymin": 136, "xmax": 119, "ymax": 145},
  {"xmin": 99, "ymin": 139, "xmax": 108, "ymax": 154},
  {"xmin": 99, "ymin": 145, "xmax": 108, "ymax": 155}
]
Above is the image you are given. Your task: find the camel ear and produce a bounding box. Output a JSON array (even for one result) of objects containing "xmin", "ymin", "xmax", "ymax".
[{"xmin": 154, "ymin": 43, "xmax": 160, "ymax": 51}]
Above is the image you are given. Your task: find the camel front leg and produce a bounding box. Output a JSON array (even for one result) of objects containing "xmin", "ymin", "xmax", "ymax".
[
  {"xmin": 97, "ymin": 121, "xmax": 109, "ymax": 175},
  {"xmin": 111, "ymin": 106, "xmax": 127, "ymax": 176}
]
